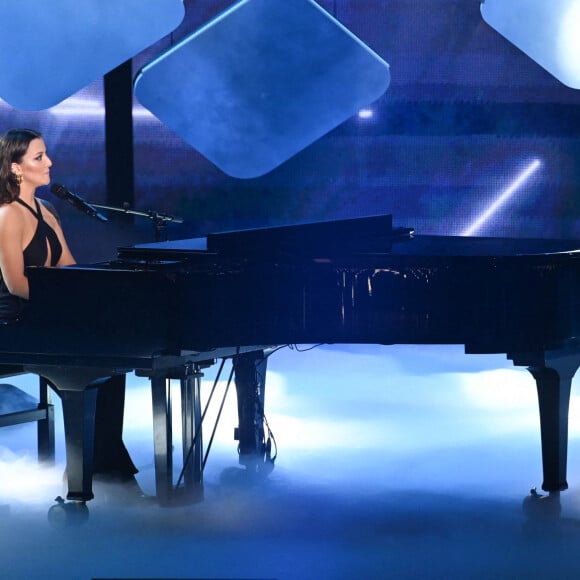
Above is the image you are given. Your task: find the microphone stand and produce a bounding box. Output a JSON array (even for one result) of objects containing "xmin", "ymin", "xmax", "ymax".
[{"xmin": 89, "ymin": 202, "xmax": 184, "ymax": 242}]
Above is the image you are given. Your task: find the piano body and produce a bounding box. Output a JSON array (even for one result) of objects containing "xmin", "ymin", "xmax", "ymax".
[{"xmin": 1, "ymin": 214, "xmax": 580, "ymax": 505}]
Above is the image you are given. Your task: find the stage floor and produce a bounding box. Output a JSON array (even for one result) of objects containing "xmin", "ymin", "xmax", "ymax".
[{"xmin": 2, "ymin": 343, "xmax": 580, "ymax": 579}]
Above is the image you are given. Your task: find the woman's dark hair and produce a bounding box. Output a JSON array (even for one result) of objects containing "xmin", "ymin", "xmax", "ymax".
[{"xmin": 0, "ymin": 128, "xmax": 43, "ymax": 204}]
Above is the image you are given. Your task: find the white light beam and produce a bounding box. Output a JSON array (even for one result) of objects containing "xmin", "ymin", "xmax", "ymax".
[{"xmin": 461, "ymin": 159, "xmax": 542, "ymax": 237}]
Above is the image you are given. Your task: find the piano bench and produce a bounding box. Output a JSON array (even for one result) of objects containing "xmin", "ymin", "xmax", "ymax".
[{"xmin": 0, "ymin": 365, "xmax": 55, "ymax": 464}]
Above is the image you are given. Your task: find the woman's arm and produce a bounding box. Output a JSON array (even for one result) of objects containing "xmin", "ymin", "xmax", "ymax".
[
  {"xmin": 0, "ymin": 204, "xmax": 29, "ymax": 299},
  {"xmin": 56, "ymin": 234, "xmax": 76, "ymax": 267}
]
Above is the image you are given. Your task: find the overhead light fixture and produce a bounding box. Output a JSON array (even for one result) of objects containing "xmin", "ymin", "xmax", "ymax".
[
  {"xmin": 0, "ymin": 0, "xmax": 184, "ymax": 110},
  {"xmin": 481, "ymin": 0, "xmax": 580, "ymax": 89}
]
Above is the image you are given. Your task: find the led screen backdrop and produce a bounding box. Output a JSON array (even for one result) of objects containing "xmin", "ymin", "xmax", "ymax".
[{"xmin": 1, "ymin": 0, "xmax": 579, "ymax": 262}]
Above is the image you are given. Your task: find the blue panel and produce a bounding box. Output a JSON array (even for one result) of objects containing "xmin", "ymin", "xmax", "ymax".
[
  {"xmin": 134, "ymin": 0, "xmax": 390, "ymax": 178},
  {"xmin": 0, "ymin": 0, "xmax": 185, "ymax": 111},
  {"xmin": 481, "ymin": 0, "xmax": 580, "ymax": 89}
]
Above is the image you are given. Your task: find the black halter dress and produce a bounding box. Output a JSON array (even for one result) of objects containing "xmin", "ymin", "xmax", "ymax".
[{"xmin": 0, "ymin": 198, "xmax": 62, "ymax": 321}]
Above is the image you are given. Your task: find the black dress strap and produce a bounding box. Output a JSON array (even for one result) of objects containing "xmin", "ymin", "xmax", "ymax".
[
  {"xmin": 15, "ymin": 197, "xmax": 63, "ymax": 267},
  {"xmin": 15, "ymin": 197, "xmax": 41, "ymax": 218}
]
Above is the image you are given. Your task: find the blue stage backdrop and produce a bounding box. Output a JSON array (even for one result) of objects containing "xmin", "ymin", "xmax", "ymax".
[{"xmin": 0, "ymin": 0, "xmax": 579, "ymax": 262}]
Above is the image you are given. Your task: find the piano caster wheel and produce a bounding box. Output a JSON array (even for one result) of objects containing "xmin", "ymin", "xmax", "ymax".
[
  {"xmin": 253, "ymin": 458, "xmax": 275, "ymax": 477},
  {"xmin": 159, "ymin": 485, "xmax": 204, "ymax": 508},
  {"xmin": 522, "ymin": 488, "xmax": 562, "ymax": 522},
  {"xmin": 47, "ymin": 496, "xmax": 89, "ymax": 529},
  {"xmin": 237, "ymin": 440, "xmax": 275, "ymax": 477}
]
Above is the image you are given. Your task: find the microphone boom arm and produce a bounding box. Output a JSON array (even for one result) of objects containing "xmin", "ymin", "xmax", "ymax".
[{"xmin": 89, "ymin": 202, "xmax": 184, "ymax": 242}]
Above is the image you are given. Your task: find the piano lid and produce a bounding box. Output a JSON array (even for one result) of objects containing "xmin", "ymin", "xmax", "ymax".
[
  {"xmin": 116, "ymin": 214, "xmax": 412, "ymax": 261},
  {"xmin": 206, "ymin": 214, "xmax": 412, "ymax": 256}
]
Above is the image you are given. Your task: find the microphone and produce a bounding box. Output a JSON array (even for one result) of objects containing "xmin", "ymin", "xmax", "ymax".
[{"xmin": 50, "ymin": 183, "xmax": 108, "ymax": 222}]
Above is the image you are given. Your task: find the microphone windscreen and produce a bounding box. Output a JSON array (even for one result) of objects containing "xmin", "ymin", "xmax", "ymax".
[{"xmin": 50, "ymin": 183, "xmax": 67, "ymax": 199}]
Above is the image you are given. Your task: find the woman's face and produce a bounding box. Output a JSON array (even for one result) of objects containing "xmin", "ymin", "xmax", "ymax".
[{"xmin": 11, "ymin": 138, "xmax": 52, "ymax": 190}]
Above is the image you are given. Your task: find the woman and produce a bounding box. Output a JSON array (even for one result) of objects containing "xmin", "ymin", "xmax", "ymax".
[
  {"xmin": 0, "ymin": 128, "xmax": 139, "ymax": 492},
  {"xmin": 0, "ymin": 128, "xmax": 75, "ymax": 320}
]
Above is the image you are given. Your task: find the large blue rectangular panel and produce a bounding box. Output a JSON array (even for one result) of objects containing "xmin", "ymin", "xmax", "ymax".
[
  {"xmin": 481, "ymin": 0, "xmax": 580, "ymax": 89},
  {"xmin": 134, "ymin": 0, "xmax": 390, "ymax": 178},
  {"xmin": 0, "ymin": 0, "xmax": 184, "ymax": 110}
]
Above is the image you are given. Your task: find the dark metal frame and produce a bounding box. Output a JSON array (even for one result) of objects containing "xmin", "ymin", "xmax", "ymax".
[{"xmin": 0, "ymin": 366, "xmax": 55, "ymax": 464}]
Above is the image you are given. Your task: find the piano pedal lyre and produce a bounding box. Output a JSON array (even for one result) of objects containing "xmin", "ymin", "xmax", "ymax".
[{"xmin": 142, "ymin": 361, "xmax": 208, "ymax": 506}]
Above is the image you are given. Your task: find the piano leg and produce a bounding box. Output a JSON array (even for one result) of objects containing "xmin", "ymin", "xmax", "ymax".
[
  {"xmin": 24, "ymin": 366, "xmax": 124, "ymax": 503},
  {"xmin": 510, "ymin": 351, "xmax": 580, "ymax": 493},
  {"xmin": 59, "ymin": 389, "xmax": 97, "ymax": 501},
  {"xmin": 180, "ymin": 365, "xmax": 204, "ymax": 493},
  {"xmin": 233, "ymin": 350, "xmax": 273, "ymax": 472},
  {"xmin": 150, "ymin": 375, "xmax": 173, "ymax": 505}
]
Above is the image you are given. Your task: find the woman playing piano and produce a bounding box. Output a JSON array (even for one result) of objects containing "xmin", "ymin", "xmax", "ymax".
[
  {"xmin": 0, "ymin": 128, "xmax": 75, "ymax": 319},
  {"xmin": 0, "ymin": 128, "xmax": 140, "ymax": 495}
]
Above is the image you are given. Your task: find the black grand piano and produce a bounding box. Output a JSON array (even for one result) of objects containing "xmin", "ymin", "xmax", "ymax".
[{"xmin": 2, "ymin": 214, "xmax": 580, "ymax": 506}]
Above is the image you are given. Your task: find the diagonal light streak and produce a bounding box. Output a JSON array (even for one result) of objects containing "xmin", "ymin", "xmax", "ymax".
[{"xmin": 461, "ymin": 159, "xmax": 542, "ymax": 237}]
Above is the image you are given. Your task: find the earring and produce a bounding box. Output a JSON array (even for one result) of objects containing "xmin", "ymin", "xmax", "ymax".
[{"xmin": 14, "ymin": 173, "xmax": 22, "ymax": 186}]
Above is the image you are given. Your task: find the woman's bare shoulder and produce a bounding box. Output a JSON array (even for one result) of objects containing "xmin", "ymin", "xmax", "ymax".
[
  {"xmin": 0, "ymin": 203, "xmax": 24, "ymax": 243},
  {"xmin": 0, "ymin": 202, "xmax": 21, "ymax": 220}
]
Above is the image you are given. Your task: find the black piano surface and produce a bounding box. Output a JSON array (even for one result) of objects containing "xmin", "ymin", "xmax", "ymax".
[
  {"xmin": 114, "ymin": 225, "xmax": 580, "ymax": 356},
  {"xmin": 2, "ymin": 214, "xmax": 580, "ymax": 503},
  {"xmin": 15, "ymin": 214, "xmax": 580, "ymax": 359}
]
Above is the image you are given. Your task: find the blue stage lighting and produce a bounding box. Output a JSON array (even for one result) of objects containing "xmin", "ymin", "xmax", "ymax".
[
  {"xmin": 481, "ymin": 0, "xmax": 580, "ymax": 89},
  {"xmin": 0, "ymin": 0, "xmax": 184, "ymax": 111},
  {"xmin": 461, "ymin": 159, "xmax": 541, "ymax": 236}
]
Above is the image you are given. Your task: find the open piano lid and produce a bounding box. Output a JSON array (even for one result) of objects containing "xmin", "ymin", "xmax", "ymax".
[
  {"xmin": 207, "ymin": 214, "xmax": 413, "ymax": 256},
  {"xmin": 116, "ymin": 214, "xmax": 413, "ymax": 262}
]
